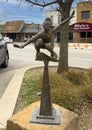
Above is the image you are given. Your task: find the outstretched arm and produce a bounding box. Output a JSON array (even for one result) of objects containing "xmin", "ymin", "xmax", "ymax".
[
  {"xmin": 13, "ymin": 32, "xmax": 43, "ymax": 48},
  {"xmin": 53, "ymin": 11, "xmax": 75, "ymax": 33}
]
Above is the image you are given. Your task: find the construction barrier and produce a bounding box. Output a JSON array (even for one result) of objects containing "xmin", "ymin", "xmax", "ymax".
[{"xmin": 68, "ymin": 43, "xmax": 92, "ymax": 49}]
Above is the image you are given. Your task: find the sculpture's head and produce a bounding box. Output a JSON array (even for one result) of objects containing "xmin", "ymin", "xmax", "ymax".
[{"xmin": 43, "ymin": 18, "xmax": 52, "ymax": 30}]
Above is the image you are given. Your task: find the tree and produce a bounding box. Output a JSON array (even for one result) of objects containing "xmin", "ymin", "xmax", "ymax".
[{"xmin": 18, "ymin": 0, "xmax": 91, "ymax": 73}]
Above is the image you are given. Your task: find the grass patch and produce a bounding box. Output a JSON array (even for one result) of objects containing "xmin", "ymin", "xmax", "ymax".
[
  {"xmin": 14, "ymin": 70, "xmax": 42, "ymax": 113},
  {"xmin": 14, "ymin": 67, "xmax": 92, "ymax": 114}
]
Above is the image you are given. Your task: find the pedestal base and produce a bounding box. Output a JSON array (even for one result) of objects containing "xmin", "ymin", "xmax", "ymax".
[
  {"xmin": 7, "ymin": 101, "xmax": 79, "ymax": 130},
  {"xmin": 30, "ymin": 107, "xmax": 61, "ymax": 125}
]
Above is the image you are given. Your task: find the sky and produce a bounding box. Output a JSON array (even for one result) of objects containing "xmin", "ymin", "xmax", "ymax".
[
  {"xmin": 0, "ymin": 0, "xmax": 80, "ymax": 25},
  {"xmin": 0, "ymin": 0, "xmax": 46, "ymax": 24}
]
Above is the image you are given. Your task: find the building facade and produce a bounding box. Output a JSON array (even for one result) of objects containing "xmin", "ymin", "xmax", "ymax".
[
  {"xmin": 46, "ymin": 10, "xmax": 61, "ymax": 27},
  {"xmin": 72, "ymin": 1, "xmax": 92, "ymax": 43},
  {"xmin": 46, "ymin": 1, "xmax": 92, "ymax": 43},
  {"xmin": 0, "ymin": 20, "xmax": 42, "ymax": 42},
  {"xmin": 46, "ymin": 8, "xmax": 76, "ymax": 43}
]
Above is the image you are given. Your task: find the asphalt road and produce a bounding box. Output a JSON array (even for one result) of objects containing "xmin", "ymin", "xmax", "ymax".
[
  {"xmin": 0, "ymin": 43, "xmax": 92, "ymax": 97},
  {"xmin": 68, "ymin": 48, "xmax": 92, "ymax": 68}
]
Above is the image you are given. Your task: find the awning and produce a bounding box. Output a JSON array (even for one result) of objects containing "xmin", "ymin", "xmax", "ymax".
[{"xmin": 70, "ymin": 22, "xmax": 92, "ymax": 32}]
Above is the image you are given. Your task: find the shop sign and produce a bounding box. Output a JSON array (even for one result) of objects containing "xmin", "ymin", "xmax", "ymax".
[{"xmin": 70, "ymin": 22, "xmax": 92, "ymax": 32}]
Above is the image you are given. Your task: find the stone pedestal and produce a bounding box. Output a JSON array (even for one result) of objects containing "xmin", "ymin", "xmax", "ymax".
[{"xmin": 7, "ymin": 101, "xmax": 79, "ymax": 130}]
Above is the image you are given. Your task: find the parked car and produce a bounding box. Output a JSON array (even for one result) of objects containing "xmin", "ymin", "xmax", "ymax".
[
  {"xmin": 4, "ymin": 36, "xmax": 13, "ymax": 43},
  {"xmin": 0, "ymin": 34, "xmax": 9, "ymax": 68}
]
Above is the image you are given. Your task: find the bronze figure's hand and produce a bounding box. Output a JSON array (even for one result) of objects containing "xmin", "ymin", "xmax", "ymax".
[
  {"xmin": 70, "ymin": 11, "xmax": 75, "ymax": 19},
  {"xmin": 13, "ymin": 44, "xmax": 24, "ymax": 49}
]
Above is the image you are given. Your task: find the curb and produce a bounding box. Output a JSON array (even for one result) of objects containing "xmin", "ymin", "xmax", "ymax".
[{"xmin": 0, "ymin": 65, "xmax": 44, "ymax": 128}]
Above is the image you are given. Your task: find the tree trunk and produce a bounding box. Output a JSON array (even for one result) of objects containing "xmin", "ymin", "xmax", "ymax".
[
  {"xmin": 57, "ymin": 4, "xmax": 72, "ymax": 74},
  {"xmin": 57, "ymin": 22, "xmax": 69, "ymax": 73}
]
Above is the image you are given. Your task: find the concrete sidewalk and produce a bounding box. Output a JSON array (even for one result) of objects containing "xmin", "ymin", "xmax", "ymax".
[{"xmin": 0, "ymin": 64, "xmax": 44, "ymax": 128}]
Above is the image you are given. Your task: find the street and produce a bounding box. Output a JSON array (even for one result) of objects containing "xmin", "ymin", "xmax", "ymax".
[
  {"xmin": 69, "ymin": 48, "xmax": 92, "ymax": 68},
  {"xmin": 0, "ymin": 43, "xmax": 92, "ymax": 97}
]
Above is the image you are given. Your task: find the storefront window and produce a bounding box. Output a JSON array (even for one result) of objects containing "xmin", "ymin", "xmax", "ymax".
[
  {"xmin": 87, "ymin": 32, "xmax": 92, "ymax": 38},
  {"xmin": 81, "ymin": 11, "xmax": 90, "ymax": 19},
  {"xmin": 69, "ymin": 32, "xmax": 73, "ymax": 42},
  {"xmin": 80, "ymin": 32, "xmax": 86, "ymax": 38},
  {"xmin": 80, "ymin": 32, "xmax": 92, "ymax": 43},
  {"xmin": 87, "ymin": 32, "xmax": 92, "ymax": 43}
]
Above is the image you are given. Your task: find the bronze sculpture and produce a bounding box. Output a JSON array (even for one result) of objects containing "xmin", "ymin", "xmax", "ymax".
[
  {"xmin": 13, "ymin": 11, "xmax": 75, "ymax": 59},
  {"xmin": 13, "ymin": 11, "xmax": 75, "ymax": 125}
]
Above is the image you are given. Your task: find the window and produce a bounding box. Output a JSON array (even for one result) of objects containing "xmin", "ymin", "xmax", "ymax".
[
  {"xmin": 80, "ymin": 32, "xmax": 92, "ymax": 38},
  {"xmin": 87, "ymin": 32, "xmax": 92, "ymax": 38},
  {"xmin": 80, "ymin": 32, "xmax": 92, "ymax": 43},
  {"xmin": 81, "ymin": 11, "xmax": 90, "ymax": 19},
  {"xmin": 80, "ymin": 32, "xmax": 86, "ymax": 38},
  {"xmin": 57, "ymin": 32, "xmax": 60, "ymax": 43},
  {"xmin": 58, "ymin": 15, "xmax": 61, "ymax": 24},
  {"xmin": 50, "ymin": 15, "xmax": 53, "ymax": 24},
  {"xmin": 69, "ymin": 32, "xmax": 73, "ymax": 40}
]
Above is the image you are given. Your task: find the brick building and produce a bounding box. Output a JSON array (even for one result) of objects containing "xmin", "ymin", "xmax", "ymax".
[{"xmin": 70, "ymin": 1, "xmax": 92, "ymax": 43}]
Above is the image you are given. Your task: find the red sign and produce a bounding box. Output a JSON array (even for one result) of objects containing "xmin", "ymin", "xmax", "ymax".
[{"xmin": 70, "ymin": 22, "xmax": 92, "ymax": 32}]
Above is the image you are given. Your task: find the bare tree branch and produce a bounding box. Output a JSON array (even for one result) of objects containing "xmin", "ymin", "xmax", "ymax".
[
  {"xmin": 25, "ymin": 0, "xmax": 57, "ymax": 7},
  {"xmin": 56, "ymin": 0, "xmax": 63, "ymax": 6}
]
